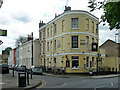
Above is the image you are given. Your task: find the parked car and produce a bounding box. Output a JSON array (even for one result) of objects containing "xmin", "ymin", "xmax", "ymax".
[
  {"xmin": 31, "ymin": 66, "xmax": 42, "ymax": 75},
  {"xmin": 18, "ymin": 65, "xmax": 26, "ymax": 72},
  {"xmin": 0, "ymin": 64, "xmax": 9, "ymax": 74}
]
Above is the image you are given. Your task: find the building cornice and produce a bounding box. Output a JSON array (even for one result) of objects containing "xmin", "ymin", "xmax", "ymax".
[
  {"xmin": 39, "ymin": 10, "xmax": 99, "ymax": 30},
  {"xmin": 46, "ymin": 32, "xmax": 99, "ymax": 41}
]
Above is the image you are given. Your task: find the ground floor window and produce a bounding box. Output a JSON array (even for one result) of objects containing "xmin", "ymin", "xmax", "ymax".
[
  {"xmin": 72, "ymin": 56, "xmax": 79, "ymax": 69},
  {"xmin": 92, "ymin": 57, "xmax": 94, "ymax": 68},
  {"xmin": 66, "ymin": 60, "xmax": 70, "ymax": 67},
  {"xmin": 90, "ymin": 61, "xmax": 92, "ymax": 68},
  {"xmin": 47, "ymin": 58, "xmax": 49, "ymax": 68},
  {"xmin": 86, "ymin": 56, "xmax": 89, "ymax": 68},
  {"xmin": 40, "ymin": 59, "xmax": 42, "ymax": 66}
]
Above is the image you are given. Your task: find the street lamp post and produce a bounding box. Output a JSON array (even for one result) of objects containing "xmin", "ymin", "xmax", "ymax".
[
  {"xmin": 31, "ymin": 32, "xmax": 33, "ymax": 79},
  {"xmin": 115, "ymin": 32, "xmax": 118, "ymax": 73},
  {"xmin": 31, "ymin": 32, "xmax": 33, "ymax": 66}
]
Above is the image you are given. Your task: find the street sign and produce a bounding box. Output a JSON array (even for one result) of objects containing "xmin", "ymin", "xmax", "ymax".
[
  {"xmin": 0, "ymin": 40, "xmax": 3, "ymax": 45},
  {"xmin": 0, "ymin": 30, "xmax": 7, "ymax": 36}
]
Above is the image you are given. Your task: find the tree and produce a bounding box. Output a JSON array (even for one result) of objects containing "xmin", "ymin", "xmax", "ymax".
[
  {"xmin": 15, "ymin": 36, "xmax": 27, "ymax": 47},
  {"xmin": 4, "ymin": 47, "xmax": 12, "ymax": 52},
  {"xmin": 88, "ymin": 0, "xmax": 120, "ymax": 30},
  {"xmin": 2, "ymin": 47, "xmax": 12, "ymax": 56}
]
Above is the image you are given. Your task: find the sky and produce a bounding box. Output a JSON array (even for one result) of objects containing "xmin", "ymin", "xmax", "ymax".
[{"xmin": 0, "ymin": 0, "xmax": 118, "ymax": 54}]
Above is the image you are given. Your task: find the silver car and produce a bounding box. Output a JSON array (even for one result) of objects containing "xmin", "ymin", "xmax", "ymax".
[{"xmin": 31, "ymin": 66, "xmax": 42, "ymax": 74}]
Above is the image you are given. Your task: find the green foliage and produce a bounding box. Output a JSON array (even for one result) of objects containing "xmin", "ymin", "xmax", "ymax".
[
  {"xmin": 88, "ymin": 0, "xmax": 120, "ymax": 30},
  {"xmin": 4, "ymin": 47, "xmax": 12, "ymax": 52}
]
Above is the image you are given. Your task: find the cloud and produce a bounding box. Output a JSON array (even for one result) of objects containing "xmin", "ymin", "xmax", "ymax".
[
  {"xmin": 0, "ymin": 0, "xmax": 117, "ymax": 54},
  {"xmin": 0, "ymin": 37, "xmax": 15, "ymax": 52},
  {"xmin": 12, "ymin": 12, "xmax": 31, "ymax": 23},
  {"xmin": 99, "ymin": 23, "xmax": 117, "ymax": 45},
  {"xmin": 0, "ymin": 17, "xmax": 10, "ymax": 25}
]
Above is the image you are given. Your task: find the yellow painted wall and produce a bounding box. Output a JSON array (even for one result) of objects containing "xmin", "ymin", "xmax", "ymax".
[
  {"xmin": 104, "ymin": 57, "xmax": 119, "ymax": 72},
  {"xmin": 40, "ymin": 10, "xmax": 99, "ymax": 73}
]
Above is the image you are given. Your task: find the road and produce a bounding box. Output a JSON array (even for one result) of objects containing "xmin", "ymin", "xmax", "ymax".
[
  {"xmin": 3, "ymin": 70, "xmax": 119, "ymax": 89},
  {"xmin": 32, "ymin": 74, "xmax": 119, "ymax": 89}
]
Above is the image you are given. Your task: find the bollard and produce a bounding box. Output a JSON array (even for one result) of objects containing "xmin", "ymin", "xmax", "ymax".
[
  {"xmin": 27, "ymin": 69, "xmax": 29, "ymax": 85},
  {"xmin": 13, "ymin": 68, "xmax": 14, "ymax": 77},
  {"xmin": 31, "ymin": 68, "xmax": 32, "ymax": 79}
]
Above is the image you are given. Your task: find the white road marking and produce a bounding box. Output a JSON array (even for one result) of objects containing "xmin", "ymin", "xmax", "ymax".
[
  {"xmin": 0, "ymin": 83, "xmax": 4, "ymax": 85},
  {"xmin": 111, "ymin": 82, "xmax": 114, "ymax": 86},
  {"xmin": 53, "ymin": 82, "xmax": 68, "ymax": 88},
  {"xmin": 62, "ymin": 83, "xmax": 68, "ymax": 86},
  {"xmin": 82, "ymin": 80, "xmax": 86, "ymax": 82},
  {"xmin": 95, "ymin": 86, "xmax": 106, "ymax": 88}
]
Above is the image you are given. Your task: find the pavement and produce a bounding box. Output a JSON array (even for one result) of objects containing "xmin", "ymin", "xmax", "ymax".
[
  {"xmin": 1, "ymin": 70, "xmax": 120, "ymax": 90},
  {"xmin": 1, "ymin": 71, "xmax": 43, "ymax": 90},
  {"xmin": 43, "ymin": 72, "xmax": 120, "ymax": 79}
]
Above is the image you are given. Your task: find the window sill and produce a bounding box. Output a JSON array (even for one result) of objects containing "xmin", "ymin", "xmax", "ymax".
[
  {"xmin": 86, "ymin": 67, "xmax": 89, "ymax": 70},
  {"xmin": 72, "ymin": 28, "xmax": 79, "ymax": 30},
  {"xmin": 72, "ymin": 48, "xmax": 79, "ymax": 49},
  {"xmin": 72, "ymin": 67, "xmax": 79, "ymax": 69}
]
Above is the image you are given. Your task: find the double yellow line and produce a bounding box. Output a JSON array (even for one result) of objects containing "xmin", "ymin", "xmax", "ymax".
[{"xmin": 36, "ymin": 79, "xmax": 46, "ymax": 88}]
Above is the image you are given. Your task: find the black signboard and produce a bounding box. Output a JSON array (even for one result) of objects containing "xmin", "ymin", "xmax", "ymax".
[{"xmin": 92, "ymin": 43, "xmax": 98, "ymax": 51}]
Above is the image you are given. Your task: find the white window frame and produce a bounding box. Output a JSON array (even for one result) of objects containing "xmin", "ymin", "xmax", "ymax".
[
  {"xmin": 72, "ymin": 56, "xmax": 79, "ymax": 69},
  {"xmin": 55, "ymin": 24, "xmax": 57, "ymax": 35},
  {"xmin": 96, "ymin": 24, "xmax": 98, "ymax": 34},
  {"xmin": 47, "ymin": 28, "xmax": 49, "ymax": 37},
  {"xmin": 72, "ymin": 36, "xmax": 79, "ymax": 49},
  {"xmin": 86, "ymin": 56, "xmax": 89, "ymax": 68},
  {"xmin": 92, "ymin": 57, "xmax": 94, "ymax": 68},
  {"xmin": 86, "ymin": 36, "xmax": 89, "ymax": 51},
  {"xmin": 47, "ymin": 42, "xmax": 49, "ymax": 52},
  {"xmin": 43, "ymin": 43, "xmax": 45, "ymax": 54},
  {"xmin": 47, "ymin": 58, "xmax": 49, "ymax": 68},
  {"xmin": 43, "ymin": 30, "xmax": 45, "ymax": 39},
  {"xmin": 54, "ymin": 40, "xmax": 56, "ymax": 51},
  {"xmin": 86, "ymin": 18, "xmax": 89, "ymax": 30},
  {"xmin": 40, "ymin": 59, "xmax": 42, "ymax": 66},
  {"xmin": 40, "ymin": 44, "xmax": 41, "ymax": 54},
  {"xmin": 72, "ymin": 18, "xmax": 79, "ymax": 29}
]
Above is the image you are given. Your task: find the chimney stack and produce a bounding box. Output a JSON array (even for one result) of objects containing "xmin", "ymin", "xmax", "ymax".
[
  {"xmin": 39, "ymin": 20, "xmax": 45, "ymax": 28},
  {"xmin": 64, "ymin": 6, "xmax": 71, "ymax": 12}
]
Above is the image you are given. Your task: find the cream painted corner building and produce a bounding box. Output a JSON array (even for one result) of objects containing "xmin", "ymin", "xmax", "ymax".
[{"xmin": 39, "ymin": 6, "xmax": 101, "ymax": 74}]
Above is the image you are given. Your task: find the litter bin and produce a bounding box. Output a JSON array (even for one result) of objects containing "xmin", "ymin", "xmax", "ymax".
[{"xmin": 18, "ymin": 72, "xmax": 26, "ymax": 87}]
